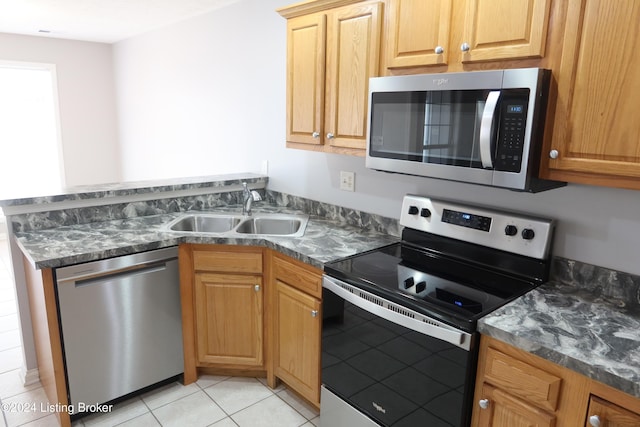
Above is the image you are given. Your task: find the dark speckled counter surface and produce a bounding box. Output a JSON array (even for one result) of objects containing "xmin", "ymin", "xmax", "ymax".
[
  {"xmin": 14, "ymin": 204, "xmax": 399, "ymax": 270},
  {"xmin": 479, "ymin": 259, "xmax": 640, "ymax": 399}
]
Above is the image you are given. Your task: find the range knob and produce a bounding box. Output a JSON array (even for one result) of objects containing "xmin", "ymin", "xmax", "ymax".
[
  {"xmin": 522, "ymin": 228, "xmax": 535, "ymax": 240},
  {"xmin": 408, "ymin": 206, "xmax": 419, "ymax": 215},
  {"xmin": 420, "ymin": 208, "xmax": 431, "ymax": 218},
  {"xmin": 415, "ymin": 281, "xmax": 426, "ymax": 293},
  {"xmin": 504, "ymin": 225, "xmax": 518, "ymax": 236},
  {"xmin": 403, "ymin": 277, "xmax": 415, "ymax": 289}
]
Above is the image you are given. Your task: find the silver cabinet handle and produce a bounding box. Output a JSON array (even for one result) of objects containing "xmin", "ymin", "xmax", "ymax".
[
  {"xmin": 326, "ymin": 132, "xmax": 335, "ymax": 139},
  {"xmin": 461, "ymin": 42, "xmax": 470, "ymax": 52},
  {"xmin": 478, "ymin": 399, "xmax": 489, "ymax": 409},
  {"xmin": 254, "ymin": 285, "xmax": 260, "ymax": 292},
  {"xmin": 589, "ymin": 415, "xmax": 601, "ymax": 427},
  {"xmin": 312, "ymin": 132, "xmax": 320, "ymax": 138},
  {"xmin": 549, "ymin": 149, "xmax": 559, "ymax": 159},
  {"xmin": 311, "ymin": 310, "xmax": 318, "ymax": 317},
  {"xmin": 435, "ymin": 46, "xmax": 444, "ymax": 54}
]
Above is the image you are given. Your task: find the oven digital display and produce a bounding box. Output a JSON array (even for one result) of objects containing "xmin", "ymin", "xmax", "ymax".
[{"xmin": 442, "ymin": 209, "xmax": 492, "ymax": 232}]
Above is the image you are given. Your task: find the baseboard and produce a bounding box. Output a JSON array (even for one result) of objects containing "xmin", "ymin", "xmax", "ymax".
[{"xmin": 20, "ymin": 366, "xmax": 40, "ymax": 386}]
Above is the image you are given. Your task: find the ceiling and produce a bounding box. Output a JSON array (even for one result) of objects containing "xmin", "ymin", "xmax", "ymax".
[{"xmin": 0, "ymin": 0, "xmax": 244, "ymax": 44}]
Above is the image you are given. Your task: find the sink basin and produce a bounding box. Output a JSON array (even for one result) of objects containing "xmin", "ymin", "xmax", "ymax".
[
  {"xmin": 163, "ymin": 212, "xmax": 309, "ymax": 237},
  {"xmin": 235, "ymin": 216, "xmax": 307, "ymax": 237},
  {"xmin": 166, "ymin": 214, "xmax": 243, "ymax": 233}
]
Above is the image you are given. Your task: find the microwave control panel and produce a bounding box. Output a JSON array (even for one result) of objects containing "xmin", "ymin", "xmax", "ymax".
[{"xmin": 495, "ymin": 92, "xmax": 529, "ymax": 173}]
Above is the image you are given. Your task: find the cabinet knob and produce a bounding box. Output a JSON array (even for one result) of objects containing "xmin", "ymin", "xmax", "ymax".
[
  {"xmin": 311, "ymin": 310, "xmax": 318, "ymax": 318},
  {"xmin": 312, "ymin": 132, "xmax": 320, "ymax": 138},
  {"xmin": 478, "ymin": 399, "xmax": 490, "ymax": 409},
  {"xmin": 461, "ymin": 42, "xmax": 471, "ymax": 52},
  {"xmin": 435, "ymin": 45, "xmax": 444, "ymax": 54},
  {"xmin": 549, "ymin": 149, "xmax": 559, "ymax": 159},
  {"xmin": 327, "ymin": 132, "xmax": 335, "ymax": 139},
  {"xmin": 589, "ymin": 415, "xmax": 601, "ymax": 427},
  {"xmin": 254, "ymin": 285, "xmax": 260, "ymax": 292}
]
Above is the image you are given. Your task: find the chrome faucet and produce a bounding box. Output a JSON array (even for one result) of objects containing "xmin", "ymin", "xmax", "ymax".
[{"xmin": 242, "ymin": 182, "xmax": 262, "ymax": 216}]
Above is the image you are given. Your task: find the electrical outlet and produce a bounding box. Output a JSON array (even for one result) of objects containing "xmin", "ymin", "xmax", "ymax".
[{"xmin": 340, "ymin": 171, "xmax": 355, "ymax": 192}]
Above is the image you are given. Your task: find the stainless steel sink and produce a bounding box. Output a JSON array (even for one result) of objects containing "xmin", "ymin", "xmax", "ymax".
[
  {"xmin": 235, "ymin": 216, "xmax": 306, "ymax": 237},
  {"xmin": 163, "ymin": 212, "xmax": 309, "ymax": 237},
  {"xmin": 165, "ymin": 213, "xmax": 243, "ymax": 233}
]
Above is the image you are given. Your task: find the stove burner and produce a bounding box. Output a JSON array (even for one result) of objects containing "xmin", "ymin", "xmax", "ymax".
[{"xmin": 351, "ymin": 252, "xmax": 399, "ymax": 281}]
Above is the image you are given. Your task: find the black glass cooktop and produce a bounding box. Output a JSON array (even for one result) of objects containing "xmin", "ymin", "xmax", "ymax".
[{"xmin": 324, "ymin": 241, "xmax": 541, "ymax": 332}]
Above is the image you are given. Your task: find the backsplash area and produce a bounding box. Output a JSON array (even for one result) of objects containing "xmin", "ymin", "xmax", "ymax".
[{"xmin": 551, "ymin": 257, "xmax": 640, "ymax": 313}]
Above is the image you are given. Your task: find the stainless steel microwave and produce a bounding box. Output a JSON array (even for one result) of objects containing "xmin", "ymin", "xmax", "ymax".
[{"xmin": 365, "ymin": 68, "xmax": 565, "ymax": 192}]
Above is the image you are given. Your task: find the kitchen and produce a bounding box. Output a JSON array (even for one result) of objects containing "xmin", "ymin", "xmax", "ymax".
[{"xmin": 0, "ymin": 0, "xmax": 639, "ymax": 426}]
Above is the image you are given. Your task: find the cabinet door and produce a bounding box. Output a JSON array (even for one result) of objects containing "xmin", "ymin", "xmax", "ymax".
[
  {"xmin": 461, "ymin": 0, "xmax": 551, "ymax": 63},
  {"xmin": 586, "ymin": 396, "xmax": 640, "ymax": 427},
  {"xmin": 544, "ymin": 0, "xmax": 640, "ymax": 189},
  {"xmin": 286, "ymin": 13, "xmax": 326, "ymax": 145},
  {"xmin": 194, "ymin": 273, "xmax": 263, "ymax": 366},
  {"xmin": 324, "ymin": 1, "xmax": 382, "ymax": 150},
  {"xmin": 274, "ymin": 280, "xmax": 321, "ymax": 405},
  {"xmin": 477, "ymin": 384, "xmax": 556, "ymax": 427},
  {"xmin": 386, "ymin": 0, "xmax": 452, "ymax": 68}
]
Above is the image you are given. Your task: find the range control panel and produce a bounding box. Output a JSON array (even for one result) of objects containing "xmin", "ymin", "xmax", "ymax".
[{"xmin": 400, "ymin": 195, "xmax": 555, "ymax": 260}]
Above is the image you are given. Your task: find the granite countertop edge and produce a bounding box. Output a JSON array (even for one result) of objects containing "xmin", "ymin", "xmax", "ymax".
[
  {"xmin": 0, "ymin": 173, "xmax": 268, "ymax": 208},
  {"xmin": 479, "ymin": 281, "xmax": 640, "ymax": 399}
]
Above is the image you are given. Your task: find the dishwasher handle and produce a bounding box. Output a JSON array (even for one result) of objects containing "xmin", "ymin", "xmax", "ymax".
[
  {"xmin": 55, "ymin": 247, "xmax": 179, "ymax": 284},
  {"xmin": 72, "ymin": 263, "xmax": 170, "ymax": 287}
]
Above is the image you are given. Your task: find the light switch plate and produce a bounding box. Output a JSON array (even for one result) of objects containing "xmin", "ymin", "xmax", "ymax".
[{"xmin": 340, "ymin": 171, "xmax": 355, "ymax": 192}]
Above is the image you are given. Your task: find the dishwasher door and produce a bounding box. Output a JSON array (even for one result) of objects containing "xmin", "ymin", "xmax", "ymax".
[{"xmin": 56, "ymin": 247, "xmax": 183, "ymax": 408}]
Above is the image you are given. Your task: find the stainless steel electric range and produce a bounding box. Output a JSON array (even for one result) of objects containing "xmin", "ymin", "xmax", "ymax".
[{"xmin": 321, "ymin": 195, "xmax": 555, "ymax": 427}]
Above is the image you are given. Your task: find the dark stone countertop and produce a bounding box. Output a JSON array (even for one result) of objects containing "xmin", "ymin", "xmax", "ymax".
[
  {"xmin": 14, "ymin": 204, "xmax": 399, "ymax": 270},
  {"xmin": 479, "ymin": 277, "xmax": 640, "ymax": 399},
  {"xmin": 0, "ymin": 173, "xmax": 267, "ymax": 208}
]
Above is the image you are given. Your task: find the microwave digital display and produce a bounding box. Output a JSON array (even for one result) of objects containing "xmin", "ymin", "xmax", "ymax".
[{"xmin": 507, "ymin": 104, "xmax": 524, "ymax": 114}]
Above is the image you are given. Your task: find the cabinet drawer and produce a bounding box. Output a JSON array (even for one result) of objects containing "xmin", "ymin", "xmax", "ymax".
[
  {"xmin": 193, "ymin": 250, "xmax": 262, "ymax": 273},
  {"xmin": 484, "ymin": 347, "xmax": 562, "ymax": 412},
  {"xmin": 273, "ymin": 254, "xmax": 322, "ymax": 298}
]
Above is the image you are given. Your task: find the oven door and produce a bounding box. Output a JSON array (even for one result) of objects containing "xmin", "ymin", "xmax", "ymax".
[{"xmin": 322, "ymin": 275, "xmax": 477, "ymax": 427}]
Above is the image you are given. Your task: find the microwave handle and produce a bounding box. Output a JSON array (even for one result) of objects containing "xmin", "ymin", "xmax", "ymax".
[{"xmin": 479, "ymin": 91, "xmax": 501, "ymax": 169}]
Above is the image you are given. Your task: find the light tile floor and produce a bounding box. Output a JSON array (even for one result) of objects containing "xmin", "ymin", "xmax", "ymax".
[{"xmin": 0, "ymin": 236, "xmax": 320, "ymax": 427}]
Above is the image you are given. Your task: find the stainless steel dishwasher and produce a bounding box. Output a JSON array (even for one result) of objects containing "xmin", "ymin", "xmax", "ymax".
[{"xmin": 55, "ymin": 247, "xmax": 183, "ymax": 411}]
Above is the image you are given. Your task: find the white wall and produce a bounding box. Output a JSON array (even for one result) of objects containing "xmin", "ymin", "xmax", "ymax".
[
  {"xmin": 0, "ymin": 33, "xmax": 121, "ymax": 187},
  {"xmin": 113, "ymin": 0, "xmax": 640, "ymax": 277}
]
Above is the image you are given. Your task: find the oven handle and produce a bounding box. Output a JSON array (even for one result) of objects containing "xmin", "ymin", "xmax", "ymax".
[
  {"xmin": 323, "ymin": 275, "xmax": 472, "ymax": 351},
  {"xmin": 479, "ymin": 90, "xmax": 500, "ymax": 169}
]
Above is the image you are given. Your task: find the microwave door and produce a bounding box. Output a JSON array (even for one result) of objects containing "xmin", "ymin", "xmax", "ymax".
[{"xmin": 479, "ymin": 91, "xmax": 501, "ymax": 169}]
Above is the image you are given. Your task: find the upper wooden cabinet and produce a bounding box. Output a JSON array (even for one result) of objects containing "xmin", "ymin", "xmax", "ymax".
[
  {"xmin": 385, "ymin": 0, "xmax": 453, "ymax": 68},
  {"xmin": 541, "ymin": 0, "xmax": 640, "ymax": 190},
  {"xmin": 460, "ymin": 0, "xmax": 552, "ymax": 63},
  {"xmin": 279, "ymin": 0, "xmax": 383, "ymax": 154},
  {"xmin": 385, "ymin": 0, "xmax": 551, "ymax": 70}
]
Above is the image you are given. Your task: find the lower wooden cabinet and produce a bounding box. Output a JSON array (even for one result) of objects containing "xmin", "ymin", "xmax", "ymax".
[
  {"xmin": 586, "ymin": 395, "xmax": 640, "ymax": 427},
  {"xmin": 269, "ymin": 251, "xmax": 323, "ymax": 408},
  {"xmin": 472, "ymin": 335, "xmax": 640, "ymax": 427},
  {"xmin": 194, "ymin": 272, "xmax": 263, "ymax": 366},
  {"xmin": 180, "ymin": 245, "xmax": 266, "ymax": 383},
  {"xmin": 476, "ymin": 384, "xmax": 556, "ymax": 427},
  {"xmin": 181, "ymin": 244, "xmax": 324, "ymax": 408}
]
